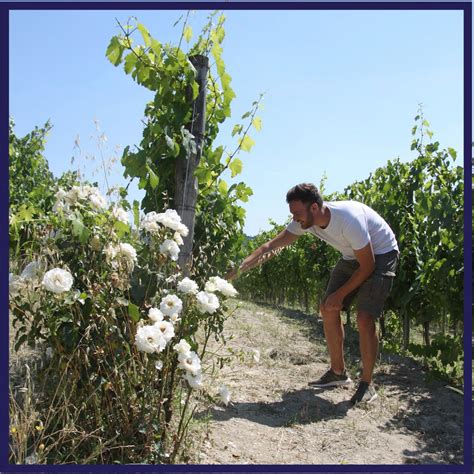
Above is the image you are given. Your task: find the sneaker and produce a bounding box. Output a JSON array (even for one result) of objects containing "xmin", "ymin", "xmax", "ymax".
[
  {"xmin": 308, "ymin": 368, "xmax": 352, "ymax": 388},
  {"xmin": 350, "ymin": 381, "xmax": 378, "ymax": 405}
]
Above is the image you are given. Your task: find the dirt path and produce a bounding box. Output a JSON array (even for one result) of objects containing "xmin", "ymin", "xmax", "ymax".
[{"xmin": 194, "ymin": 300, "xmax": 464, "ymax": 465}]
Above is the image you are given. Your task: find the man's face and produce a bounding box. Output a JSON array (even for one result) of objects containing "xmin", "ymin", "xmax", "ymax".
[{"xmin": 289, "ymin": 200, "xmax": 315, "ymax": 229}]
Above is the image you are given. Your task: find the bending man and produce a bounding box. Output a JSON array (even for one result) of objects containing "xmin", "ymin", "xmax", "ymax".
[{"xmin": 228, "ymin": 183, "xmax": 399, "ymax": 405}]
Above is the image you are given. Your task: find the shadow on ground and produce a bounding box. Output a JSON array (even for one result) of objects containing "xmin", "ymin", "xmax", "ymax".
[{"xmin": 198, "ymin": 387, "xmax": 352, "ymax": 428}]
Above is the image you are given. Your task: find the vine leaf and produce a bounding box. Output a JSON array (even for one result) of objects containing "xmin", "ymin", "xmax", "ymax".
[
  {"xmin": 229, "ymin": 158, "xmax": 243, "ymax": 177},
  {"xmin": 137, "ymin": 23, "xmax": 151, "ymax": 47},
  {"xmin": 184, "ymin": 25, "xmax": 193, "ymax": 43},
  {"xmin": 252, "ymin": 117, "xmax": 262, "ymax": 132},
  {"xmin": 106, "ymin": 36, "xmax": 124, "ymax": 66},
  {"xmin": 239, "ymin": 135, "xmax": 255, "ymax": 153}
]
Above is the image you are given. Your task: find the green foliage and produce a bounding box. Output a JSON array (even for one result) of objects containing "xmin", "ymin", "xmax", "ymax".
[
  {"xmin": 106, "ymin": 13, "xmax": 262, "ymax": 276},
  {"xmin": 9, "ymin": 118, "xmax": 56, "ymax": 215},
  {"xmin": 407, "ymin": 334, "xmax": 463, "ymax": 385},
  {"xmin": 344, "ymin": 109, "xmax": 463, "ymax": 333}
]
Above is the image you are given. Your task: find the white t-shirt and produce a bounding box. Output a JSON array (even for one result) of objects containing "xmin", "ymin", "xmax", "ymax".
[{"xmin": 286, "ymin": 201, "xmax": 399, "ymax": 260}]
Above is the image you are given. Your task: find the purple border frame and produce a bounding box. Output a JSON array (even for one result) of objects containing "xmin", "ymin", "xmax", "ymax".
[{"xmin": 1, "ymin": 1, "xmax": 472, "ymax": 472}]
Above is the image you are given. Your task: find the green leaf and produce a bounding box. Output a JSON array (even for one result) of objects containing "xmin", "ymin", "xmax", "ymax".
[
  {"xmin": 232, "ymin": 125, "xmax": 243, "ymax": 137},
  {"xmin": 106, "ymin": 36, "xmax": 124, "ymax": 66},
  {"xmin": 422, "ymin": 119, "xmax": 430, "ymax": 127},
  {"xmin": 147, "ymin": 166, "xmax": 159, "ymax": 189},
  {"xmin": 448, "ymin": 147, "xmax": 457, "ymax": 160},
  {"xmin": 133, "ymin": 200, "xmax": 140, "ymax": 228},
  {"xmin": 239, "ymin": 135, "xmax": 255, "ymax": 153},
  {"xmin": 114, "ymin": 220, "xmax": 130, "ymax": 237},
  {"xmin": 252, "ymin": 117, "xmax": 262, "ymax": 132},
  {"xmin": 191, "ymin": 80, "xmax": 199, "ymax": 100},
  {"xmin": 138, "ymin": 176, "xmax": 148, "ymax": 189},
  {"xmin": 411, "ymin": 125, "xmax": 417, "ymax": 136},
  {"xmin": 235, "ymin": 182, "xmax": 253, "ymax": 202},
  {"xmin": 221, "ymin": 72, "xmax": 232, "ymax": 90},
  {"xmin": 211, "ymin": 42, "xmax": 223, "ymax": 63},
  {"xmin": 128, "ymin": 303, "xmax": 140, "ymax": 322},
  {"xmin": 229, "ymin": 158, "xmax": 243, "ymax": 178},
  {"xmin": 16, "ymin": 204, "xmax": 36, "ymax": 222},
  {"xmin": 194, "ymin": 166, "xmax": 213, "ymax": 185},
  {"xmin": 124, "ymin": 53, "xmax": 137, "ymax": 74},
  {"xmin": 137, "ymin": 23, "xmax": 151, "ymax": 47},
  {"xmin": 183, "ymin": 25, "xmax": 193, "ymax": 43},
  {"xmin": 137, "ymin": 64, "xmax": 150, "ymax": 84},
  {"xmin": 150, "ymin": 38, "xmax": 162, "ymax": 57},
  {"xmin": 215, "ymin": 57, "xmax": 225, "ymax": 78},
  {"xmin": 241, "ymin": 111, "xmax": 251, "ymax": 119},
  {"xmin": 218, "ymin": 179, "xmax": 228, "ymax": 195},
  {"xmin": 426, "ymin": 130, "xmax": 434, "ymax": 139},
  {"xmin": 71, "ymin": 216, "xmax": 90, "ymax": 244}
]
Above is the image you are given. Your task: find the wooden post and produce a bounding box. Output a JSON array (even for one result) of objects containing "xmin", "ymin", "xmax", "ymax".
[{"xmin": 174, "ymin": 55, "xmax": 209, "ymax": 276}]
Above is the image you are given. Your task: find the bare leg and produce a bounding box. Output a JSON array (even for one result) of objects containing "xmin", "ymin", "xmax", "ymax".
[
  {"xmin": 320, "ymin": 304, "xmax": 345, "ymax": 374},
  {"xmin": 357, "ymin": 311, "xmax": 378, "ymax": 384}
]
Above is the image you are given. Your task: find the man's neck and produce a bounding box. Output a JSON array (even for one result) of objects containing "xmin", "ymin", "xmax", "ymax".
[{"xmin": 316, "ymin": 204, "xmax": 331, "ymax": 229}]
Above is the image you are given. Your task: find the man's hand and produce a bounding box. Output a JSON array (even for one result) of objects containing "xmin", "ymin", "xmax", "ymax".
[
  {"xmin": 323, "ymin": 291, "xmax": 344, "ymax": 311},
  {"xmin": 224, "ymin": 230, "xmax": 298, "ymax": 281}
]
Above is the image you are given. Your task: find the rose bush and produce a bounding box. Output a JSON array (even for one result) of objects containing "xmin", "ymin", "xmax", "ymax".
[{"xmin": 9, "ymin": 181, "xmax": 238, "ymax": 464}]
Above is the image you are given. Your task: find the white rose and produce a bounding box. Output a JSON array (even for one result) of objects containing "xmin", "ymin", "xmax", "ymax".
[
  {"xmin": 174, "ymin": 339, "xmax": 191, "ymax": 354},
  {"xmin": 156, "ymin": 209, "xmax": 182, "ymax": 231},
  {"xmin": 178, "ymin": 350, "xmax": 201, "ymax": 375},
  {"xmin": 185, "ymin": 370, "xmax": 203, "ymax": 389},
  {"xmin": 89, "ymin": 192, "xmax": 108, "ymax": 210},
  {"xmin": 159, "ymin": 239, "xmax": 180, "ymax": 261},
  {"xmin": 174, "ymin": 232, "xmax": 184, "ymax": 246},
  {"xmin": 177, "ymin": 277, "xmax": 198, "ymax": 295},
  {"xmin": 160, "ymin": 294, "xmax": 183, "ymax": 316},
  {"xmin": 176, "ymin": 223, "xmax": 189, "ymax": 237},
  {"xmin": 42, "ymin": 268, "xmax": 74, "ymax": 294},
  {"xmin": 154, "ymin": 320, "xmax": 175, "ymax": 342},
  {"xmin": 148, "ymin": 308, "xmax": 164, "ymax": 323},
  {"xmin": 135, "ymin": 324, "xmax": 167, "ymax": 354},
  {"xmin": 205, "ymin": 276, "xmax": 238, "ymax": 297},
  {"xmin": 103, "ymin": 244, "xmax": 117, "ymax": 260},
  {"xmin": 111, "ymin": 206, "xmax": 129, "ymax": 224},
  {"xmin": 170, "ymin": 313, "xmax": 181, "ymax": 324},
  {"xmin": 195, "ymin": 291, "xmax": 220, "ymax": 314}
]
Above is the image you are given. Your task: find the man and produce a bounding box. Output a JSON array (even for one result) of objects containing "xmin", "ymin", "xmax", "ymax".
[{"xmin": 227, "ymin": 183, "xmax": 399, "ymax": 405}]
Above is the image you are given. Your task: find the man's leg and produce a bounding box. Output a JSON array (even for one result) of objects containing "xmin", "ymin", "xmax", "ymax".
[
  {"xmin": 356, "ymin": 310, "xmax": 378, "ymax": 384},
  {"xmin": 320, "ymin": 304, "xmax": 345, "ymax": 374}
]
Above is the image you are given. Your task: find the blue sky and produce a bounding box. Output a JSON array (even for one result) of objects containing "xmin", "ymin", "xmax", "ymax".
[{"xmin": 9, "ymin": 8, "xmax": 464, "ymax": 235}]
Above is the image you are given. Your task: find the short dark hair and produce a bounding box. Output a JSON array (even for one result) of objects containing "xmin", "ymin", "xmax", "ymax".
[{"xmin": 286, "ymin": 183, "xmax": 323, "ymax": 207}]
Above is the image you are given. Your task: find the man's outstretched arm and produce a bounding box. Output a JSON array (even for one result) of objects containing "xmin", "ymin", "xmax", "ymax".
[{"xmin": 226, "ymin": 229, "xmax": 299, "ymax": 280}]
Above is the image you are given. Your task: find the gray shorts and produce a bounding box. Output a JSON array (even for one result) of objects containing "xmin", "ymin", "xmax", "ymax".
[{"xmin": 323, "ymin": 250, "xmax": 399, "ymax": 318}]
